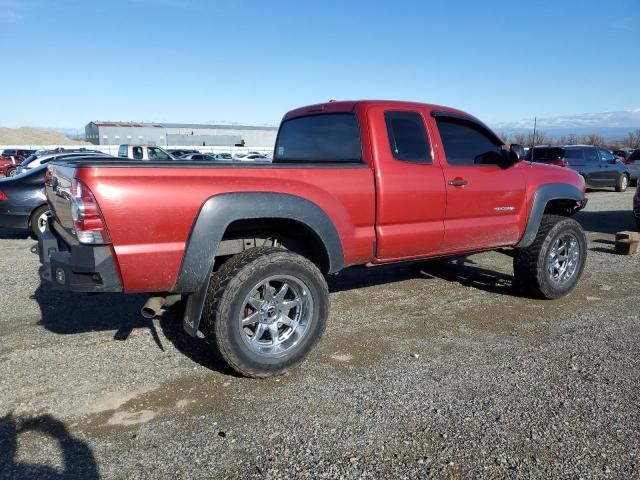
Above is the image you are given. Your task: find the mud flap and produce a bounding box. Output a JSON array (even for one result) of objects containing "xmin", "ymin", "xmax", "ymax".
[{"xmin": 182, "ymin": 275, "xmax": 211, "ymax": 337}]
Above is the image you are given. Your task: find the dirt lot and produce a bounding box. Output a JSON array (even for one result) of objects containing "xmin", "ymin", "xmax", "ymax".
[{"xmin": 0, "ymin": 190, "xmax": 638, "ymax": 479}]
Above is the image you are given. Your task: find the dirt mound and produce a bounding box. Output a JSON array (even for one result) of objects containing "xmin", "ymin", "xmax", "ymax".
[{"xmin": 0, "ymin": 127, "xmax": 89, "ymax": 145}]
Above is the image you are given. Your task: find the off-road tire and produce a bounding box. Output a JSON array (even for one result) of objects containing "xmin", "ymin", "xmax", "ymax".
[
  {"xmin": 513, "ymin": 215, "xmax": 586, "ymax": 299},
  {"xmin": 202, "ymin": 247, "xmax": 329, "ymax": 378},
  {"xmin": 615, "ymin": 174, "xmax": 629, "ymax": 192}
]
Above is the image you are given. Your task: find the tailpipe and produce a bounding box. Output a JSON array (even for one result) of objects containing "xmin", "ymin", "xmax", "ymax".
[{"xmin": 141, "ymin": 295, "xmax": 181, "ymax": 319}]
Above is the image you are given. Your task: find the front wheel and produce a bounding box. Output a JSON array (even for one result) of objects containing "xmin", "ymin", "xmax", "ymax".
[
  {"xmin": 513, "ymin": 215, "xmax": 586, "ymax": 299},
  {"xmin": 202, "ymin": 247, "xmax": 329, "ymax": 378},
  {"xmin": 5, "ymin": 167, "xmax": 16, "ymax": 177},
  {"xmin": 615, "ymin": 174, "xmax": 629, "ymax": 192}
]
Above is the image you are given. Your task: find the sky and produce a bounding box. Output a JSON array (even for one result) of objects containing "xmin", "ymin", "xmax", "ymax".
[{"xmin": 0, "ymin": 0, "xmax": 638, "ymax": 129}]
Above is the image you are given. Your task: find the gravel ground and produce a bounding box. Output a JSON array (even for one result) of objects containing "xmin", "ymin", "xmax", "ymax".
[{"xmin": 0, "ymin": 190, "xmax": 638, "ymax": 479}]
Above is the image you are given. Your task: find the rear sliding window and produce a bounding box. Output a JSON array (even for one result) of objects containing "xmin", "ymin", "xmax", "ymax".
[
  {"xmin": 529, "ymin": 147, "xmax": 565, "ymax": 163},
  {"xmin": 274, "ymin": 113, "xmax": 362, "ymax": 163}
]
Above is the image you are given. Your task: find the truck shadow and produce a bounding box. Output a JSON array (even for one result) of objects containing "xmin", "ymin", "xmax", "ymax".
[
  {"xmin": 32, "ymin": 282, "xmax": 236, "ymax": 376},
  {"xmin": 0, "ymin": 413, "xmax": 100, "ymax": 480},
  {"xmin": 575, "ymin": 209, "xmax": 636, "ymax": 235},
  {"xmin": 329, "ymin": 257, "xmax": 516, "ymax": 297}
]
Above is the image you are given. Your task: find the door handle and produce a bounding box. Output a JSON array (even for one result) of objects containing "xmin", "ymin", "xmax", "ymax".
[{"xmin": 448, "ymin": 178, "xmax": 468, "ymax": 187}]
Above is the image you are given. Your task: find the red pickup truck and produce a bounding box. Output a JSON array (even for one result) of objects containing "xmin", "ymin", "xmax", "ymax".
[{"xmin": 38, "ymin": 100, "xmax": 587, "ymax": 377}]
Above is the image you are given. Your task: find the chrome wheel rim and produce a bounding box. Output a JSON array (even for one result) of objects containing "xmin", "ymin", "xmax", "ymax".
[
  {"xmin": 546, "ymin": 233, "xmax": 580, "ymax": 285},
  {"xmin": 621, "ymin": 176, "xmax": 628, "ymax": 190},
  {"xmin": 7, "ymin": 169, "xmax": 16, "ymax": 177},
  {"xmin": 37, "ymin": 212, "xmax": 48, "ymax": 233},
  {"xmin": 239, "ymin": 275, "xmax": 313, "ymax": 357}
]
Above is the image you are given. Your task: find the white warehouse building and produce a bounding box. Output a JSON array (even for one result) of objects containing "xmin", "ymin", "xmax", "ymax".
[{"xmin": 85, "ymin": 121, "xmax": 279, "ymax": 147}]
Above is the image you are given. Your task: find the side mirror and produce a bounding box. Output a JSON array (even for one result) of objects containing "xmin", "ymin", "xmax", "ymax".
[{"xmin": 509, "ymin": 144, "xmax": 526, "ymax": 163}]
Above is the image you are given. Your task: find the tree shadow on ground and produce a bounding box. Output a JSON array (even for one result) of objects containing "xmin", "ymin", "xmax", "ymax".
[{"xmin": 0, "ymin": 413, "xmax": 99, "ymax": 480}]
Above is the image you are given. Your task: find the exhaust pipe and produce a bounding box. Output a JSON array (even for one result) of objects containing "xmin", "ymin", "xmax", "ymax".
[{"xmin": 141, "ymin": 295, "xmax": 181, "ymax": 319}]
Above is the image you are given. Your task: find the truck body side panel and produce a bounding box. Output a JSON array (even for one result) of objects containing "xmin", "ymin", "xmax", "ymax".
[{"xmin": 74, "ymin": 165, "xmax": 376, "ymax": 293}]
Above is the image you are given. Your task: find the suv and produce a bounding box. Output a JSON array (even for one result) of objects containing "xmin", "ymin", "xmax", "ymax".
[
  {"xmin": 530, "ymin": 146, "xmax": 630, "ymax": 192},
  {"xmin": 17, "ymin": 149, "xmax": 107, "ymax": 174},
  {"xmin": 39, "ymin": 100, "xmax": 588, "ymax": 378}
]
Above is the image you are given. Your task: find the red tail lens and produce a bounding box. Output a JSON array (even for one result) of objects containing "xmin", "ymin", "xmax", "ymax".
[
  {"xmin": 70, "ymin": 179, "xmax": 111, "ymax": 244},
  {"xmin": 44, "ymin": 167, "xmax": 53, "ymax": 185},
  {"xmin": 551, "ymin": 160, "xmax": 569, "ymax": 167},
  {"xmin": 0, "ymin": 191, "xmax": 8, "ymax": 201}
]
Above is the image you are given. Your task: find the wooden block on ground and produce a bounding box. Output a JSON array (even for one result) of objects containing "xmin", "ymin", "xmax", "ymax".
[
  {"xmin": 616, "ymin": 231, "xmax": 640, "ymax": 242},
  {"xmin": 615, "ymin": 238, "xmax": 640, "ymax": 255}
]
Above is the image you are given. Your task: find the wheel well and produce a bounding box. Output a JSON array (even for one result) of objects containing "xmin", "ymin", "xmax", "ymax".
[
  {"xmin": 544, "ymin": 198, "xmax": 583, "ymax": 216},
  {"xmin": 217, "ymin": 218, "xmax": 330, "ymax": 273}
]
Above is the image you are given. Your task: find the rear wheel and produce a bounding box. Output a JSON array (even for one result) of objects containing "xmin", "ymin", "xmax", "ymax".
[
  {"xmin": 202, "ymin": 247, "xmax": 329, "ymax": 378},
  {"xmin": 29, "ymin": 205, "xmax": 49, "ymax": 239},
  {"xmin": 615, "ymin": 174, "xmax": 629, "ymax": 192},
  {"xmin": 5, "ymin": 166, "xmax": 16, "ymax": 177},
  {"xmin": 513, "ymin": 215, "xmax": 586, "ymax": 299}
]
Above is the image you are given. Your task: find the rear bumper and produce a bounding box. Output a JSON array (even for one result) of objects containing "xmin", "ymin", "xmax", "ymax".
[
  {"xmin": 0, "ymin": 211, "xmax": 30, "ymax": 230},
  {"xmin": 38, "ymin": 218, "xmax": 123, "ymax": 292}
]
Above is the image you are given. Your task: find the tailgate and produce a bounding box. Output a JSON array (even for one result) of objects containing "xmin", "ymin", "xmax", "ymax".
[{"xmin": 45, "ymin": 164, "xmax": 78, "ymax": 244}]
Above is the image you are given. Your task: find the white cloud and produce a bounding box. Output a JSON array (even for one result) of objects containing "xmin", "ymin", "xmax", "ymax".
[{"xmin": 493, "ymin": 107, "xmax": 640, "ymax": 130}]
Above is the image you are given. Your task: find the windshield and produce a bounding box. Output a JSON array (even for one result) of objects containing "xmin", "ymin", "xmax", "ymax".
[
  {"xmin": 148, "ymin": 147, "xmax": 172, "ymax": 161},
  {"xmin": 274, "ymin": 113, "xmax": 362, "ymax": 163}
]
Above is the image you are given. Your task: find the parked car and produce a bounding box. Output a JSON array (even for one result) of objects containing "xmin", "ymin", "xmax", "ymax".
[
  {"xmin": 0, "ymin": 149, "xmax": 37, "ymax": 177},
  {"xmin": 39, "ymin": 100, "xmax": 588, "ymax": 378},
  {"xmin": 634, "ymin": 181, "xmax": 640, "ymax": 231},
  {"xmin": 625, "ymin": 149, "xmax": 640, "ymax": 184},
  {"xmin": 613, "ymin": 149, "xmax": 633, "ymax": 162},
  {"xmin": 177, "ymin": 153, "xmax": 217, "ymax": 161},
  {"xmin": 0, "ymin": 165, "xmax": 49, "ymax": 237},
  {"xmin": 117, "ymin": 144, "xmax": 175, "ymax": 160},
  {"xmin": 17, "ymin": 151, "xmax": 108, "ymax": 174},
  {"xmin": 168, "ymin": 149, "xmax": 200, "ymax": 158},
  {"xmin": 213, "ymin": 153, "xmax": 233, "ymax": 160},
  {"xmin": 529, "ymin": 145, "xmax": 630, "ymax": 191}
]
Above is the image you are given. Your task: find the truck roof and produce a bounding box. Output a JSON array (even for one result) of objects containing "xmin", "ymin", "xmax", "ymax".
[{"xmin": 282, "ymin": 100, "xmax": 472, "ymax": 121}]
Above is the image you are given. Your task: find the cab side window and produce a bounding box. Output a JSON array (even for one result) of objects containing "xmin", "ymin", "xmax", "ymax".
[
  {"xmin": 132, "ymin": 147, "xmax": 143, "ymax": 160},
  {"xmin": 436, "ymin": 117, "xmax": 503, "ymax": 166},
  {"xmin": 384, "ymin": 111, "xmax": 432, "ymax": 164}
]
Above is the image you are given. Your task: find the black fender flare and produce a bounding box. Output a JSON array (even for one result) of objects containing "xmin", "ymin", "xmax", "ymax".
[
  {"xmin": 516, "ymin": 183, "xmax": 586, "ymax": 248},
  {"xmin": 175, "ymin": 192, "xmax": 344, "ymax": 336}
]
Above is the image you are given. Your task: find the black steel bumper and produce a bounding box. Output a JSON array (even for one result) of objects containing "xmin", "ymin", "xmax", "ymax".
[{"xmin": 38, "ymin": 219, "xmax": 123, "ymax": 292}]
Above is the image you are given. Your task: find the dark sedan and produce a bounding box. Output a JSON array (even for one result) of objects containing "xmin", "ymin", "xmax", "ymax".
[
  {"xmin": 529, "ymin": 146, "xmax": 631, "ymax": 192},
  {"xmin": 0, "ymin": 165, "xmax": 48, "ymax": 238}
]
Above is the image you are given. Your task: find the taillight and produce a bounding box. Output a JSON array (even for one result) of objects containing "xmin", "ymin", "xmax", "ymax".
[
  {"xmin": 0, "ymin": 191, "xmax": 8, "ymax": 201},
  {"xmin": 551, "ymin": 160, "xmax": 569, "ymax": 167},
  {"xmin": 70, "ymin": 179, "xmax": 111, "ymax": 244},
  {"xmin": 44, "ymin": 167, "xmax": 53, "ymax": 185}
]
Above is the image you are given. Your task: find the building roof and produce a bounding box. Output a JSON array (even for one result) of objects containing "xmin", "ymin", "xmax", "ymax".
[{"xmin": 88, "ymin": 121, "xmax": 278, "ymax": 131}]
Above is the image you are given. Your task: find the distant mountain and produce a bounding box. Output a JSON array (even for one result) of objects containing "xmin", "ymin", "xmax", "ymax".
[{"xmin": 491, "ymin": 107, "xmax": 640, "ymax": 140}]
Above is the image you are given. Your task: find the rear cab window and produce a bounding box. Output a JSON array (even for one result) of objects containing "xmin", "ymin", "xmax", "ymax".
[
  {"xmin": 273, "ymin": 113, "xmax": 362, "ymax": 163},
  {"xmin": 118, "ymin": 145, "xmax": 128, "ymax": 158},
  {"xmin": 384, "ymin": 111, "xmax": 431, "ymax": 164}
]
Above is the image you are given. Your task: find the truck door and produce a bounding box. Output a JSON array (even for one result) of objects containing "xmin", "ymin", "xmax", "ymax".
[
  {"xmin": 431, "ymin": 112, "xmax": 527, "ymax": 251},
  {"xmin": 369, "ymin": 106, "xmax": 446, "ymax": 260}
]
